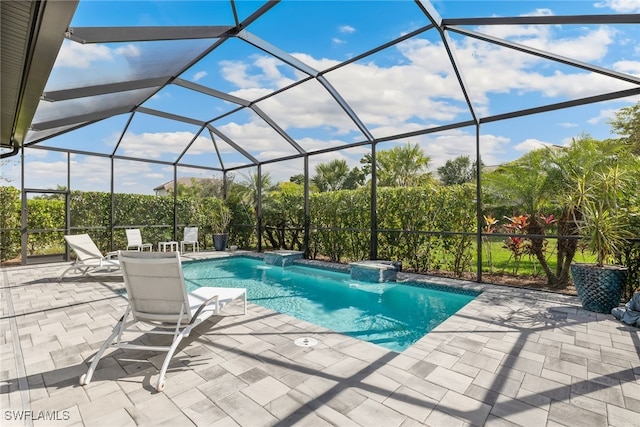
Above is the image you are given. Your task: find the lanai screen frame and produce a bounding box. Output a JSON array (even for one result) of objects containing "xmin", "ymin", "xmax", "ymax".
[{"xmin": 7, "ymin": 1, "xmax": 640, "ymax": 279}]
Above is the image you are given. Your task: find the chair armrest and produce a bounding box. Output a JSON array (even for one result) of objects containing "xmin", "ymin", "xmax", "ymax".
[
  {"xmin": 105, "ymin": 251, "xmax": 118, "ymax": 259},
  {"xmin": 190, "ymin": 294, "xmax": 219, "ymax": 324}
]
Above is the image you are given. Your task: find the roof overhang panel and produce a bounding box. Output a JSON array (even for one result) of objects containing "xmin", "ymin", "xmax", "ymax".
[{"xmin": 1, "ymin": 0, "xmax": 78, "ymax": 150}]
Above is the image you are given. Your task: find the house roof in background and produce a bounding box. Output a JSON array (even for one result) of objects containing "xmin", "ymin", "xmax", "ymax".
[{"xmin": 153, "ymin": 176, "xmax": 213, "ymax": 192}]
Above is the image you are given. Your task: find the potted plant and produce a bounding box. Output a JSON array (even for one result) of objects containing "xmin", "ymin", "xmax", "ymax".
[
  {"xmin": 616, "ymin": 211, "xmax": 640, "ymax": 302},
  {"xmin": 210, "ymin": 205, "xmax": 232, "ymax": 251},
  {"xmin": 570, "ymin": 167, "xmax": 633, "ymax": 313}
]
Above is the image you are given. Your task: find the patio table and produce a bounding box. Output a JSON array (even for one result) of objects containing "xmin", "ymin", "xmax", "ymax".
[{"xmin": 158, "ymin": 241, "xmax": 179, "ymax": 252}]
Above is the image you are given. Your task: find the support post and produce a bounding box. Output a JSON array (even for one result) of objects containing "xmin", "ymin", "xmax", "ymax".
[
  {"xmin": 370, "ymin": 142, "xmax": 378, "ymax": 260},
  {"xmin": 303, "ymin": 155, "xmax": 310, "ymax": 258},
  {"xmin": 475, "ymin": 124, "xmax": 483, "ymax": 283}
]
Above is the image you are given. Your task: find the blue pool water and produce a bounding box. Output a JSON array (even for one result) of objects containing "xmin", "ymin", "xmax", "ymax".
[{"xmin": 182, "ymin": 256, "xmax": 478, "ymax": 352}]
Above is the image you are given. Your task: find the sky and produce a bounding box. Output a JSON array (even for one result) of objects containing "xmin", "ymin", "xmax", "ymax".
[{"xmin": 3, "ymin": 0, "xmax": 640, "ymax": 195}]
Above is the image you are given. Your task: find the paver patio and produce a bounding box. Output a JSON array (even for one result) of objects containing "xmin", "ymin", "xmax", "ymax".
[{"xmin": 1, "ymin": 252, "xmax": 639, "ymax": 426}]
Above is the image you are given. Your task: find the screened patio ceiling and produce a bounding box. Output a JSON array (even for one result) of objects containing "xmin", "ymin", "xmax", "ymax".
[{"xmin": 2, "ymin": 0, "xmax": 640, "ymax": 185}]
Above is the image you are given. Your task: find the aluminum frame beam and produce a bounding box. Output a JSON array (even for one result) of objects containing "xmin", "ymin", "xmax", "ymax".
[
  {"xmin": 251, "ymin": 105, "xmax": 306, "ymax": 154},
  {"xmin": 65, "ymin": 26, "xmax": 234, "ymax": 44},
  {"xmin": 136, "ymin": 107, "xmax": 205, "ymax": 127},
  {"xmin": 42, "ymin": 77, "xmax": 168, "ymax": 102},
  {"xmin": 415, "ymin": 0, "xmax": 479, "ymax": 123},
  {"xmin": 30, "ymin": 105, "xmax": 133, "ymax": 131},
  {"xmin": 237, "ymin": 30, "xmax": 319, "ymax": 77},
  {"xmin": 442, "ymin": 14, "xmax": 640, "ymax": 26},
  {"xmin": 449, "ymin": 26, "xmax": 640, "ymax": 86},
  {"xmin": 173, "ymin": 78, "xmax": 250, "ymax": 107},
  {"xmin": 207, "ymin": 124, "xmax": 259, "ymax": 165}
]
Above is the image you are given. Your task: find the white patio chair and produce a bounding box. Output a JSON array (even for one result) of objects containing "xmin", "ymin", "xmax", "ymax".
[
  {"xmin": 79, "ymin": 250, "xmax": 246, "ymax": 392},
  {"xmin": 125, "ymin": 228, "xmax": 153, "ymax": 251},
  {"xmin": 57, "ymin": 234, "xmax": 119, "ymax": 281},
  {"xmin": 180, "ymin": 227, "xmax": 199, "ymax": 252}
]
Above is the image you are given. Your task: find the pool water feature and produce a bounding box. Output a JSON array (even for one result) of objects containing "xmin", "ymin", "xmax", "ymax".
[{"xmin": 182, "ymin": 256, "xmax": 479, "ymax": 352}]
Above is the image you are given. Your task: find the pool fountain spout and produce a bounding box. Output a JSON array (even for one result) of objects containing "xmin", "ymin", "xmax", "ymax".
[
  {"xmin": 349, "ymin": 260, "xmax": 402, "ymax": 283},
  {"xmin": 264, "ymin": 250, "xmax": 304, "ymax": 267}
]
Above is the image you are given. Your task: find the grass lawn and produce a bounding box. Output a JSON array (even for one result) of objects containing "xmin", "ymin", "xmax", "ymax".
[{"xmin": 475, "ymin": 237, "xmax": 596, "ymax": 278}]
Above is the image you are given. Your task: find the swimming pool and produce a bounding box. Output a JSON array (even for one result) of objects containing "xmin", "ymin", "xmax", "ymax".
[{"xmin": 182, "ymin": 256, "xmax": 478, "ymax": 352}]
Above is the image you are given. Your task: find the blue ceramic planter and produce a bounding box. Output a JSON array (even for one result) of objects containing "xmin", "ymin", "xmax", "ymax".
[{"xmin": 571, "ymin": 263, "xmax": 627, "ymax": 313}]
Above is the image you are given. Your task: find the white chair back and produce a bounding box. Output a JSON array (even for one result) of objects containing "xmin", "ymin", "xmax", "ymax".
[
  {"xmin": 183, "ymin": 227, "xmax": 198, "ymax": 242},
  {"xmin": 126, "ymin": 229, "xmax": 143, "ymax": 246},
  {"xmin": 64, "ymin": 234, "xmax": 103, "ymax": 260},
  {"xmin": 118, "ymin": 251, "xmax": 191, "ymax": 323}
]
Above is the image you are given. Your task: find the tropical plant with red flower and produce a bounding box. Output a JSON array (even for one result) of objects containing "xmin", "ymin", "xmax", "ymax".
[{"xmin": 483, "ymin": 215, "xmax": 499, "ymax": 272}]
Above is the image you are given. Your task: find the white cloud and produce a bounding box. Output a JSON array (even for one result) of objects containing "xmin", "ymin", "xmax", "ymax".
[
  {"xmin": 193, "ymin": 71, "xmax": 208, "ymax": 81},
  {"xmin": 514, "ymin": 138, "xmax": 553, "ymax": 152},
  {"xmin": 22, "ymin": 160, "xmax": 68, "ymax": 188},
  {"xmin": 219, "ymin": 56, "xmax": 299, "ymax": 90},
  {"xmin": 113, "ymin": 44, "xmax": 140, "ymax": 57},
  {"xmin": 594, "ymin": 0, "xmax": 640, "ymax": 12},
  {"xmin": 428, "ymin": 131, "xmax": 510, "ymax": 167},
  {"xmin": 13, "ymin": 155, "xmax": 163, "ymax": 193},
  {"xmin": 254, "ymin": 80, "xmax": 361, "ymax": 134},
  {"xmin": 339, "ymin": 25, "xmax": 356, "ymax": 34},
  {"xmin": 290, "ymin": 53, "xmax": 341, "ymax": 72},
  {"xmin": 613, "ymin": 60, "xmax": 640, "ymax": 75},
  {"xmin": 558, "ymin": 122, "xmax": 579, "ymax": 128},
  {"xmin": 254, "ymin": 56, "xmax": 289, "ymax": 82},
  {"xmin": 587, "ymin": 108, "xmax": 618, "ymax": 124},
  {"xmin": 54, "ymin": 41, "xmax": 142, "ymax": 70},
  {"xmin": 219, "ymin": 60, "xmax": 260, "ymax": 88},
  {"xmin": 118, "ymin": 131, "xmax": 216, "ymax": 159},
  {"xmin": 216, "ymin": 120, "xmax": 301, "ymax": 160},
  {"xmin": 475, "ymin": 21, "xmax": 616, "ymax": 63},
  {"xmin": 449, "ymin": 33, "xmax": 633, "ymax": 106},
  {"xmin": 206, "ymin": 21, "xmax": 632, "ymax": 179},
  {"xmin": 55, "ymin": 40, "xmax": 113, "ymax": 68},
  {"xmin": 332, "ymin": 38, "xmax": 346, "ymax": 45},
  {"xmin": 202, "ymin": 30, "xmax": 639, "ymax": 179},
  {"xmin": 0, "ymin": 158, "xmax": 20, "ymax": 185},
  {"xmin": 560, "ymin": 136, "xmax": 576, "ymax": 146}
]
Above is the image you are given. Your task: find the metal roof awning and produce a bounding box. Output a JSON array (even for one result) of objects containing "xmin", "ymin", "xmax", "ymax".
[{"xmin": 1, "ymin": 0, "xmax": 78, "ymax": 155}]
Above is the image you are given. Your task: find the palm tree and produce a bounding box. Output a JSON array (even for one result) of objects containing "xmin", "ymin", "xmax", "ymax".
[
  {"xmin": 437, "ymin": 155, "xmax": 480, "ymax": 186},
  {"xmin": 312, "ymin": 159, "xmax": 350, "ymax": 192},
  {"xmin": 608, "ymin": 101, "xmax": 640, "ymax": 155},
  {"xmin": 484, "ymin": 148, "xmax": 559, "ymax": 285},
  {"xmin": 376, "ymin": 142, "xmax": 432, "ymax": 187},
  {"xmin": 484, "ymin": 148, "xmax": 555, "ymax": 216},
  {"xmin": 239, "ymin": 171, "xmax": 273, "ymax": 211},
  {"xmin": 549, "ymin": 135, "xmax": 636, "ymax": 272}
]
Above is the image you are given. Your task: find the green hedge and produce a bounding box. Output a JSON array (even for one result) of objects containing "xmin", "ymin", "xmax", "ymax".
[
  {"xmin": 0, "ymin": 188, "xmax": 235, "ymax": 261},
  {"xmin": 0, "ymin": 186, "xmax": 20, "ymax": 261},
  {"xmin": 308, "ymin": 184, "xmax": 477, "ymax": 276}
]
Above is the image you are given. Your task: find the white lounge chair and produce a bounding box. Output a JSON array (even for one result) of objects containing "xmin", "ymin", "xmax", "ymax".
[
  {"xmin": 57, "ymin": 234, "xmax": 119, "ymax": 281},
  {"xmin": 180, "ymin": 227, "xmax": 199, "ymax": 252},
  {"xmin": 125, "ymin": 228, "xmax": 153, "ymax": 251},
  {"xmin": 79, "ymin": 250, "xmax": 246, "ymax": 392}
]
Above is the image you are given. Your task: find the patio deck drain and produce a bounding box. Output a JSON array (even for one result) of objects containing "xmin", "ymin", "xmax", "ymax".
[{"xmin": 294, "ymin": 337, "xmax": 318, "ymax": 347}]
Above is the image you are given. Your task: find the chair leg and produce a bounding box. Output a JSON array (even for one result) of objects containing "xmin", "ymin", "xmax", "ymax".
[
  {"xmin": 156, "ymin": 332, "xmax": 186, "ymax": 392},
  {"xmin": 80, "ymin": 323, "xmax": 122, "ymax": 386},
  {"xmin": 57, "ymin": 264, "xmax": 76, "ymax": 282}
]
